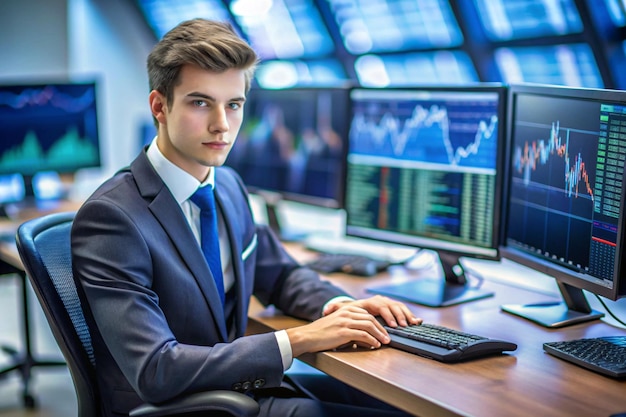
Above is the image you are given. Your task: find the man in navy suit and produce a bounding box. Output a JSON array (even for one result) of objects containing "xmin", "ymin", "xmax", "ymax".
[{"xmin": 71, "ymin": 18, "xmax": 420, "ymax": 417}]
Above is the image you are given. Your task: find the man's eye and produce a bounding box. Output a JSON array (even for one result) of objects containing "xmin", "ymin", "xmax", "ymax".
[
  {"xmin": 193, "ymin": 100, "xmax": 207, "ymax": 107},
  {"xmin": 229, "ymin": 102, "xmax": 242, "ymax": 110}
]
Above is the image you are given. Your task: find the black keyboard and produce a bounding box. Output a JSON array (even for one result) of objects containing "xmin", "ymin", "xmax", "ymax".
[
  {"xmin": 383, "ymin": 323, "xmax": 517, "ymax": 363},
  {"xmin": 305, "ymin": 254, "xmax": 390, "ymax": 277},
  {"xmin": 543, "ymin": 336, "xmax": 626, "ymax": 378}
]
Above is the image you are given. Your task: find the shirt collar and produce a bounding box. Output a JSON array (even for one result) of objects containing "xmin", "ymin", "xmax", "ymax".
[{"xmin": 146, "ymin": 138, "xmax": 215, "ymax": 204}]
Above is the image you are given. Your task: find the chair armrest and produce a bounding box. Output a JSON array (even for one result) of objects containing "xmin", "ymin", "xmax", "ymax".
[{"xmin": 128, "ymin": 390, "xmax": 260, "ymax": 417}]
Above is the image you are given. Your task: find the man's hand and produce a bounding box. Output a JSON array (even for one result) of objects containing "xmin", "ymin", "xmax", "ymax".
[
  {"xmin": 286, "ymin": 305, "xmax": 390, "ymax": 357},
  {"xmin": 286, "ymin": 296, "xmax": 422, "ymax": 357},
  {"xmin": 323, "ymin": 295, "xmax": 422, "ymax": 328}
]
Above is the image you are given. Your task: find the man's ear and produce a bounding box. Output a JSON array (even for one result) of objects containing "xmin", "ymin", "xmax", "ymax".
[{"xmin": 149, "ymin": 90, "xmax": 167, "ymax": 125}]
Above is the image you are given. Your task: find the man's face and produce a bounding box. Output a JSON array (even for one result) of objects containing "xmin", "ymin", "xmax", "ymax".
[{"xmin": 150, "ymin": 64, "xmax": 247, "ymax": 182}]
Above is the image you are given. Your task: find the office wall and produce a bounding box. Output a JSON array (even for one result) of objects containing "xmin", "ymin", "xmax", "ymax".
[
  {"xmin": 0, "ymin": 0, "xmax": 156, "ymax": 195},
  {"xmin": 0, "ymin": 0, "xmax": 69, "ymax": 78}
]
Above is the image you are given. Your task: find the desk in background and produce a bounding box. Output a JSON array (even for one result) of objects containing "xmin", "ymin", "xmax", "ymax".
[
  {"xmin": 0, "ymin": 201, "xmax": 80, "ymax": 407},
  {"xmin": 247, "ymin": 242, "xmax": 626, "ymax": 417}
]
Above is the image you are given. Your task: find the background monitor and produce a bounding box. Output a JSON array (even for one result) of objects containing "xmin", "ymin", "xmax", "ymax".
[
  {"xmin": 500, "ymin": 83, "xmax": 626, "ymax": 327},
  {"xmin": 345, "ymin": 85, "xmax": 508, "ymax": 307},
  {"xmin": 0, "ymin": 81, "xmax": 101, "ymax": 209},
  {"xmin": 225, "ymin": 87, "xmax": 350, "ymax": 235}
]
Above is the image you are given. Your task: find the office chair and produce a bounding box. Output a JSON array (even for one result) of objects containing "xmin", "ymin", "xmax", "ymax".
[{"xmin": 15, "ymin": 211, "xmax": 259, "ymax": 417}]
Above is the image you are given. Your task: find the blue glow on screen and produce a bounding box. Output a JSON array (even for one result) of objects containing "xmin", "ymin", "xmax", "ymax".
[
  {"xmin": 137, "ymin": 0, "xmax": 233, "ymax": 38},
  {"xmin": 495, "ymin": 44, "xmax": 603, "ymax": 88},
  {"xmin": 327, "ymin": 0, "xmax": 463, "ymax": 54},
  {"xmin": 0, "ymin": 82, "xmax": 102, "ymax": 176},
  {"xmin": 354, "ymin": 52, "xmax": 478, "ymax": 87},
  {"xmin": 472, "ymin": 0, "xmax": 583, "ymax": 41},
  {"xmin": 603, "ymin": 0, "xmax": 626, "ymax": 26},
  {"xmin": 230, "ymin": 0, "xmax": 334, "ymax": 59},
  {"xmin": 255, "ymin": 59, "xmax": 347, "ymax": 88}
]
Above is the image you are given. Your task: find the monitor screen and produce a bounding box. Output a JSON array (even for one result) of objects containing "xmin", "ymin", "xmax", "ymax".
[
  {"xmin": 494, "ymin": 44, "xmax": 604, "ymax": 89},
  {"xmin": 500, "ymin": 83, "xmax": 626, "ymax": 327},
  {"xmin": 347, "ymin": 85, "xmax": 508, "ymax": 307},
  {"xmin": 472, "ymin": 0, "xmax": 583, "ymax": 41},
  {"xmin": 225, "ymin": 87, "xmax": 350, "ymax": 209},
  {"xmin": 0, "ymin": 81, "xmax": 101, "ymax": 203}
]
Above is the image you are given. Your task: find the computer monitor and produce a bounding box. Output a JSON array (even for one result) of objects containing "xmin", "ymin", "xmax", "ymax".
[
  {"xmin": 346, "ymin": 85, "xmax": 508, "ymax": 307},
  {"xmin": 225, "ymin": 87, "xmax": 350, "ymax": 234},
  {"xmin": 500, "ymin": 83, "xmax": 626, "ymax": 328},
  {"xmin": 0, "ymin": 81, "xmax": 101, "ymax": 212}
]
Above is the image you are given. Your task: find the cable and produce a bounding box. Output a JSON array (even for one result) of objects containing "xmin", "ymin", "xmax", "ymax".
[{"xmin": 594, "ymin": 294, "xmax": 626, "ymax": 327}]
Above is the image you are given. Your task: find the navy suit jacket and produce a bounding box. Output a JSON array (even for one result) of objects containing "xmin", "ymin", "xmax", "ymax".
[{"xmin": 71, "ymin": 150, "xmax": 347, "ymax": 416}]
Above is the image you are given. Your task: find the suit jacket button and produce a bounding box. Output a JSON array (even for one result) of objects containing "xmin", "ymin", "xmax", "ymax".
[
  {"xmin": 253, "ymin": 379, "xmax": 265, "ymax": 388},
  {"xmin": 232, "ymin": 383, "xmax": 242, "ymax": 391},
  {"xmin": 242, "ymin": 381, "xmax": 251, "ymax": 391}
]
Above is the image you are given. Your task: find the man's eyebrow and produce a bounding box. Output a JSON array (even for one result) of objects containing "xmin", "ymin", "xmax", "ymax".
[
  {"xmin": 187, "ymin": 92, "xmax": 214, "ymax": 101},
  {"xmin": 186, "ymin": 92, "xmax": 246, "ymax": 102}
]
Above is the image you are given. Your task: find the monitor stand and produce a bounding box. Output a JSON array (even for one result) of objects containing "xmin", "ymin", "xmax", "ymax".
[
  {"xmin": 501, "ymin": 281, "xmax": 604, "ymax": 328},
  {"xmin": 367, "ymin": 251, "xmax": 494, "ymax": 307}
]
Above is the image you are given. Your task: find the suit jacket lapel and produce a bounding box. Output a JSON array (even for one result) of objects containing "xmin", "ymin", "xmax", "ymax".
[{"xmin": 130, "ymin": 153, "xmax": 229, "ymax": 340}]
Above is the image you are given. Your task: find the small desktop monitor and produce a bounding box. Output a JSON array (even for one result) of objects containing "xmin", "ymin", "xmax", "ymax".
[
  {"xmin": 226, "ymin": 87, "xmax": 350, "ymax": 207},
  {"xmin": 0, "ymin": 81, "xmax": 101, "ymax": 211},
  {"xmin": 500, "ymin": 83, "xmax": 626, "ymax": 328},
  {"xmin": 346, "ymin": 85, "xmax": 508, "ymax": 307},
  {"xmin": 225, "ymin": 87, "xmax": 350, "ymax": 235}
]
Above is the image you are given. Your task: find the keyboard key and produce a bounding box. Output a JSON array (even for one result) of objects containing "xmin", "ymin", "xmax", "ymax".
[
  {"xmin": 304, "ymin": 235, "xmax": 419, "ymax": 263},
  {"xmin": 305, "ymin": 254, "xmax": 390, "ymax": 277}
]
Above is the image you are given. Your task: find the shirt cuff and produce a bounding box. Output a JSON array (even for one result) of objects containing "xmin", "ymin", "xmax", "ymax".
[
  {"xmin": 322, "ymin": 295, "xmax": 355, "ymax": 316},
  {"xmin": 274, "ymin": 296, "xmax": 354, "ymax": 371},
  {"xmin": 274, "ymin": 330, "xmax": 293, "ymax": 372}
]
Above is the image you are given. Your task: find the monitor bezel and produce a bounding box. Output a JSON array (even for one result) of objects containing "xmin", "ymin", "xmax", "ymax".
[
  {"xmin": 499, "ymin": 82, "xmax": 626, "ymax": 301},
  {"xmin": 344, "ymin": 83, "xmax": 509, "ymax": 261}
]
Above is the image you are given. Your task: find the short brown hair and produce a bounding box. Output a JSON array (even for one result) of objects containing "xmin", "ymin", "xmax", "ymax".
[{"xmin": 147, "ymin": 18, "xmax": 259, "ymax": 107}]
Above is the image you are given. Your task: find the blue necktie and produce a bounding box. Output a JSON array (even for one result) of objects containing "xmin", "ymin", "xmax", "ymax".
[{"xmin": 190, "ymin": 186, "xmax": 225, "ymax": 306}]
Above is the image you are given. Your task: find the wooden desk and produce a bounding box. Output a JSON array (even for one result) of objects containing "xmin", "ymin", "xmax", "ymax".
[
  {"xmin": 0, "ymin": 202, "xmax": 81, "ymax": 273},
  {"xmin": 248, "ymin": 243, "xmax": 626, "ymax": 417}
]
